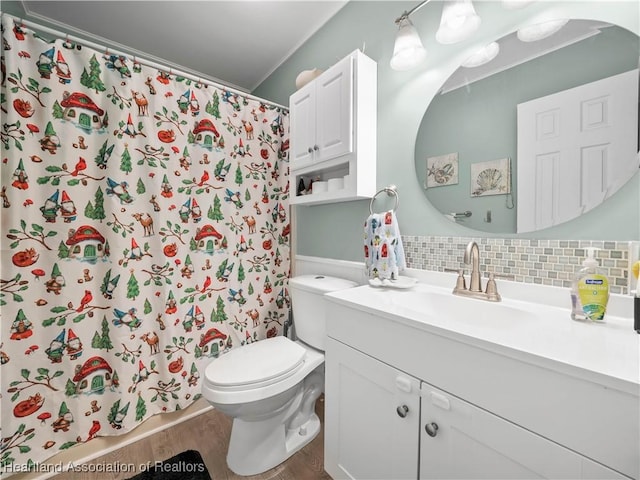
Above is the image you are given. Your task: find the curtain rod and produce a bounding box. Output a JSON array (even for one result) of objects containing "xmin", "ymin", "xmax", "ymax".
[{"xmin": 0, "ymin": 11, "xmax": 288, "ymax": 110}]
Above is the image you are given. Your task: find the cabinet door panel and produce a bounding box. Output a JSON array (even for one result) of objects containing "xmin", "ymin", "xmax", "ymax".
[
  {"xmin": 420, "ymin": 383, "xmax": 626, "ymax": 480},
  {"xmin": 290, "ymin": 82, "xmax": 316, "ymax": 170},
  {"xmin": 325, "ymin": 338, "xmax": 420, "ymax": 480},
  {"xmin": 315, "ymin": 56, "xmax": 353, "ymax": 163}
]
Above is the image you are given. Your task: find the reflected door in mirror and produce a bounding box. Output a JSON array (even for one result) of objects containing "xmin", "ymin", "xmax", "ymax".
[{"xmin": 516, "ymin": 69, "xmax": 638, "ymax": 233}]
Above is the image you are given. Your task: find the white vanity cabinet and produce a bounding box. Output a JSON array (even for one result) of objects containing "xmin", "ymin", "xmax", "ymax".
[
  {"xmin": 289, "ymin": 49, "xmax": 376, "ymax": 205},
  {"xmin": 325, "ymin": 337, "xmax": 420, "ymax": 480},
  {"xmin": 324, "ymin": 287, "xmax": 637, "ymax": 480},
  {"xmin": 419, "ymin": 382, "xmax": 626, "ymax": 480}
]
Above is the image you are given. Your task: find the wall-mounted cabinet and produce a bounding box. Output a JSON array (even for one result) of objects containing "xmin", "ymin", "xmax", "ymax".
[{"xmin": 289, "ymin": 50, "xmax": 376, "ymax": 206}]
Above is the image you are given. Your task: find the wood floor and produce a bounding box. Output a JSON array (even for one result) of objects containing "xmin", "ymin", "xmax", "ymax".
[{"xmin": 50, "ymin": 396, "xmax": 331, "ymax": 480}]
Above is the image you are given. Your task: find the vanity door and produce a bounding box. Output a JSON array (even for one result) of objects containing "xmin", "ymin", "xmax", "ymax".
[
  {"xmin": 419, "ymin": 382, "xmax": 626, "ymax": 479},
  {"xmin": 325, "ymin": 337, "xmax": 420, "ymax": 480}
]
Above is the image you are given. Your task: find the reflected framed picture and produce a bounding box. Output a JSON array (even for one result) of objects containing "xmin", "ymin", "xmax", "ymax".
[
  {"xmin": 470, "ymin": 158, "xmax": 511, "ymax": 197},
  {"xmin": 425, "ymin": 152, "xmax": 458, "ymax": 188}
]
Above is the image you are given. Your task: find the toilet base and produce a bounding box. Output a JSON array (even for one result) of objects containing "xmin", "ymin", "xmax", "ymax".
[
  {"xmin": 227, "ymin": 411, "xmax": 321, "ymax": 476},
  {"xmin": 286, "ymin": 412, "xmax": 321, "ymax": 457},
  {"xmin": 206, "ymin": 343, "xmax": 326, "ymax": 476}
]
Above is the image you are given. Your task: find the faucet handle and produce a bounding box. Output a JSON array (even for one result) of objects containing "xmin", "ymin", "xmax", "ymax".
[
  {"xmin": 484, "ymin": 273, "xmax": 501, "ymax": 301},
  {"xmin": 454, "ymin": 269, "xmax": 466, "ymax": 292}
]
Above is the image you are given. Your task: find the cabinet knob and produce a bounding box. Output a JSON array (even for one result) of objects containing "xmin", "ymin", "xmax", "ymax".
[
  {"xmin": 307, "ymin": 147, "xmax": 314, "ymax": 154},
  {"xmin": 396, "ymin": 405, "xmax": 409, "ymax": 418},
  {"xmin": 313, "ymin": 144, "xmax": 319, "ymax": 151},
  {"xmin": 425, "ymin": 422, "xmax": 439, "ymax": 437}
]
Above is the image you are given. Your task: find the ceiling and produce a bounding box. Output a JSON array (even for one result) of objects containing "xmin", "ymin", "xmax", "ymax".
[{"xmin": 11, "ymin": 1, "xmax": 349, "ymax": 92}]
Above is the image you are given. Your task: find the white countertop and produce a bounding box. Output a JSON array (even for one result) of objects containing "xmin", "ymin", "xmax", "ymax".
[{"xmin": 326, "ymin": 282, "xmax": 640, "ymax": 395}]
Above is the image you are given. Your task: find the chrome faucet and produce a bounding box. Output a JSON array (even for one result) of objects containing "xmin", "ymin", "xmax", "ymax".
[{"xmin": 452, "ymin": 241, "xmax": 501, "ymax": 302}]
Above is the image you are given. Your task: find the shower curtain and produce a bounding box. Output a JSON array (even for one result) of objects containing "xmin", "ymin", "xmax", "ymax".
[{"xmin": 0, "ymin": 15, "xmax": 290, "ymax": 471}]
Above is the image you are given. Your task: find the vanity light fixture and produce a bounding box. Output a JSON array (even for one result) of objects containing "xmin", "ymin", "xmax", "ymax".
[
  {"xmin": 390, "ymin": 0, "xmax": 482, "ymax": 71},
  {"xmin": 517, "ymin": 18, "xmax": 569, "ymax": 42},
  {"xmin": 435, "ymin": 0, "xmax": 481, "ymax": 45},
  {"xmin": 390, "ymin": 16, "xmax": 428, "ymax": 71},
  {"xmin": 461, "ymin": 41, "xmax": 500, "ymax": 68},
  {"xmin": 501, "ymin": 0, "xmax": 535, "ymax": 10}
]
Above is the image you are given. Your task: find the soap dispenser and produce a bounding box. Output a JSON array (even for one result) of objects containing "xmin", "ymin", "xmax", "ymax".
[{"xmin": 570, "ymin": 248, "xmax": 609, "ymax": 322}]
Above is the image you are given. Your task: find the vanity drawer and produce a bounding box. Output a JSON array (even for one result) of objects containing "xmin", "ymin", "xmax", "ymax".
[{"xmin": 326, "ymin": 300, "xmax": 639, "ymax": 479}]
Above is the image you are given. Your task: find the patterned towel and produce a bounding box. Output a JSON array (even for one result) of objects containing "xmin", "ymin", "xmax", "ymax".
[{"xmin": 364, "ymin": 210, "xmax": 406, "ymax": 280}]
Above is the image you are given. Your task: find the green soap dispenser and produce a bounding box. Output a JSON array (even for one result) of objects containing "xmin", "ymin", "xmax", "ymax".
[{"xmin": 570, "ymin": 248, "xmax": 610, "ymax": 322}]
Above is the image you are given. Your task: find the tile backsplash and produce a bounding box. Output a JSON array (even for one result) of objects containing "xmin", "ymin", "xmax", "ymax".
[{"xmin": 402, "ymin": 236, "xmax": 631, "ymax": 294}]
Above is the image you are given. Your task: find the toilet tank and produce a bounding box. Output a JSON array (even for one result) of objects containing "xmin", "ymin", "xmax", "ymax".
[{"xmin": 289, "ymin": 275, "xmax": 357, "ymax": 350}]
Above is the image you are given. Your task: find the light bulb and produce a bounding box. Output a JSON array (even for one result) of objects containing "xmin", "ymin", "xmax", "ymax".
[
  {"xmin": 461, "ymin": 42, "xmax": 500, "ymax": 68},
  {"xmin": 436, "ymin": 0, "xmax": 481, "ymax": 44},
  {"xmin": 390, "ymin": 17, "xmax": 427, "ymax": 71},
  {"xmin": 517, "ymin": 18, "xmax": 569, "ymax": 42},
  {"xmin": 502, "ymin": 0, "xmax": 535, "ymax": 10}
]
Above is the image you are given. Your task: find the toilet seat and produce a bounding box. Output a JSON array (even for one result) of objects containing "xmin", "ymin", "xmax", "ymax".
[
  {"xmin": 206, "ymin": 336, "xmax": 305, "ymax": 390},
  {"xmin": 203, "ymin": 338, "xmax": 325, "ymax": 405}
]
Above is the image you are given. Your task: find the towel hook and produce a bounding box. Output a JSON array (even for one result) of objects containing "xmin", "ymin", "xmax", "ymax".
[{"xmin": 369, "ymin": 185, "xmax": 399, "ymax": 214}]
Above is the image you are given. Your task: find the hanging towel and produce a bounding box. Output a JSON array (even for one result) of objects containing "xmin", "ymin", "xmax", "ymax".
[{"xmin": 364, "ymin": 210, "xmax": 406, "ymax": 281}]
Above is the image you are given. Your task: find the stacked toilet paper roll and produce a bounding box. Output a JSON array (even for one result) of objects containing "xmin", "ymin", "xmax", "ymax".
[
  {"xmin": 327, "ymin": 177, "xmax": 344, "ymax": 191},
  {"xmin": 312, "ymin": 181, "xmax": 328, "ymax": 194}
]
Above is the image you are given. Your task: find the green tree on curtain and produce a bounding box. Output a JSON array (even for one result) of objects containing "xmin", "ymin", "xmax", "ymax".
[{"xmin": 81, "ymin": 54, "xmax": 106, "ymax": 93}]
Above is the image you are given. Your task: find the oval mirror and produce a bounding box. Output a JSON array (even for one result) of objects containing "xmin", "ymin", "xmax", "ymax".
[{"xmin": 415, "ymin": 19, "xmax": 639, "ymax": 233}]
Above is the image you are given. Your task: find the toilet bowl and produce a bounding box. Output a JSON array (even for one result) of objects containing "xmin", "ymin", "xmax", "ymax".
[{"xmin": 202, "ymin": 275, "xmax": 356, "ymax": 476}]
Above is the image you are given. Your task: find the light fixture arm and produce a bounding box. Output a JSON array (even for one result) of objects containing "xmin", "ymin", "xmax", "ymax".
[{"xmin": 394, "ymin": 0, "xmax": 433, "ymax": 25}]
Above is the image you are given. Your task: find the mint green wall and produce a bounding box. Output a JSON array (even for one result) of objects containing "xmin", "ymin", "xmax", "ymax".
[
  {"xmin": 254, "ymin": 1, "xmax": 639, "ymax": 262},
  {"xmin": 416, "ymin": 25, "xmax": 638, "ymax": 233}
]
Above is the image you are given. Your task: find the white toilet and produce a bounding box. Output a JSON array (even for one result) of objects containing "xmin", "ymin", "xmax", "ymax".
[{"xmin": 202, "ymin": 274, "xmax": 357, "ymax": 476}]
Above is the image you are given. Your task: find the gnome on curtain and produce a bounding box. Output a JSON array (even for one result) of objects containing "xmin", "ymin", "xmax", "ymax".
[
  {"xmin": 60, "ymin": 190, "xmax": 77, "ymax": 222},
  {"xmin": 129, "ymin": 238, "xmax": 143, "ymax": 260},
  {"xmin": 11, "ymin": 159, "xmax": 29, "ymax": 190},
  {"xmin": 190, "ymin": 91, "xmax": 200, "ymax": 116},
  {"xmin": 66, "ymin": 329, "xmax": 83, "ymax": 360},
  {"xmin": 10, "ymin": 309, "xmax": 33, "ymax": 340},
  {"xmin": 177, "ymin": 89, "xmax": 190, "ymax": 114},
  {"xmin": 160, "ymin": 174, "xmax": 173, "ymax": 198},
  {"xmin": 52, "ymin": 401, "xmax": 74, "ymax": 432},
  {"xmin": 40, "ymin": 190, "xmax": 60, "ymax": 222},
  {"xmin": 55, "ymin": 50, "xmax": 71, "ymax": 84},
  {"xmin": 37, "ymin": 46, "xmax": 55, "ymax": 79},
  {"xmin": 40, "ymin": 121, "xmax": 61, "ymax": 154},
  {"xmin": 45, "ymin": 329, "xmax": 66, "ymax": 363}
]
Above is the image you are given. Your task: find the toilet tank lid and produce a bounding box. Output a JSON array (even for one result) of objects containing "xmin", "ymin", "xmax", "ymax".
[{"xmin": 289, "ymin": 275, "xmax": 357, "ymax": 294}]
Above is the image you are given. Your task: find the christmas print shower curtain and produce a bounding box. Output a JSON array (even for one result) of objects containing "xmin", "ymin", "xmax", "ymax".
[{"xmin": 1, "ymin": 15, "xmax": 290, "ymax": 471}]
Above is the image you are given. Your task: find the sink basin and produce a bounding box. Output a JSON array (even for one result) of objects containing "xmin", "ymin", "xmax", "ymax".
[{"xmin": 392, "ymin": 289, "xmax": 538, "ymax": 326}]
